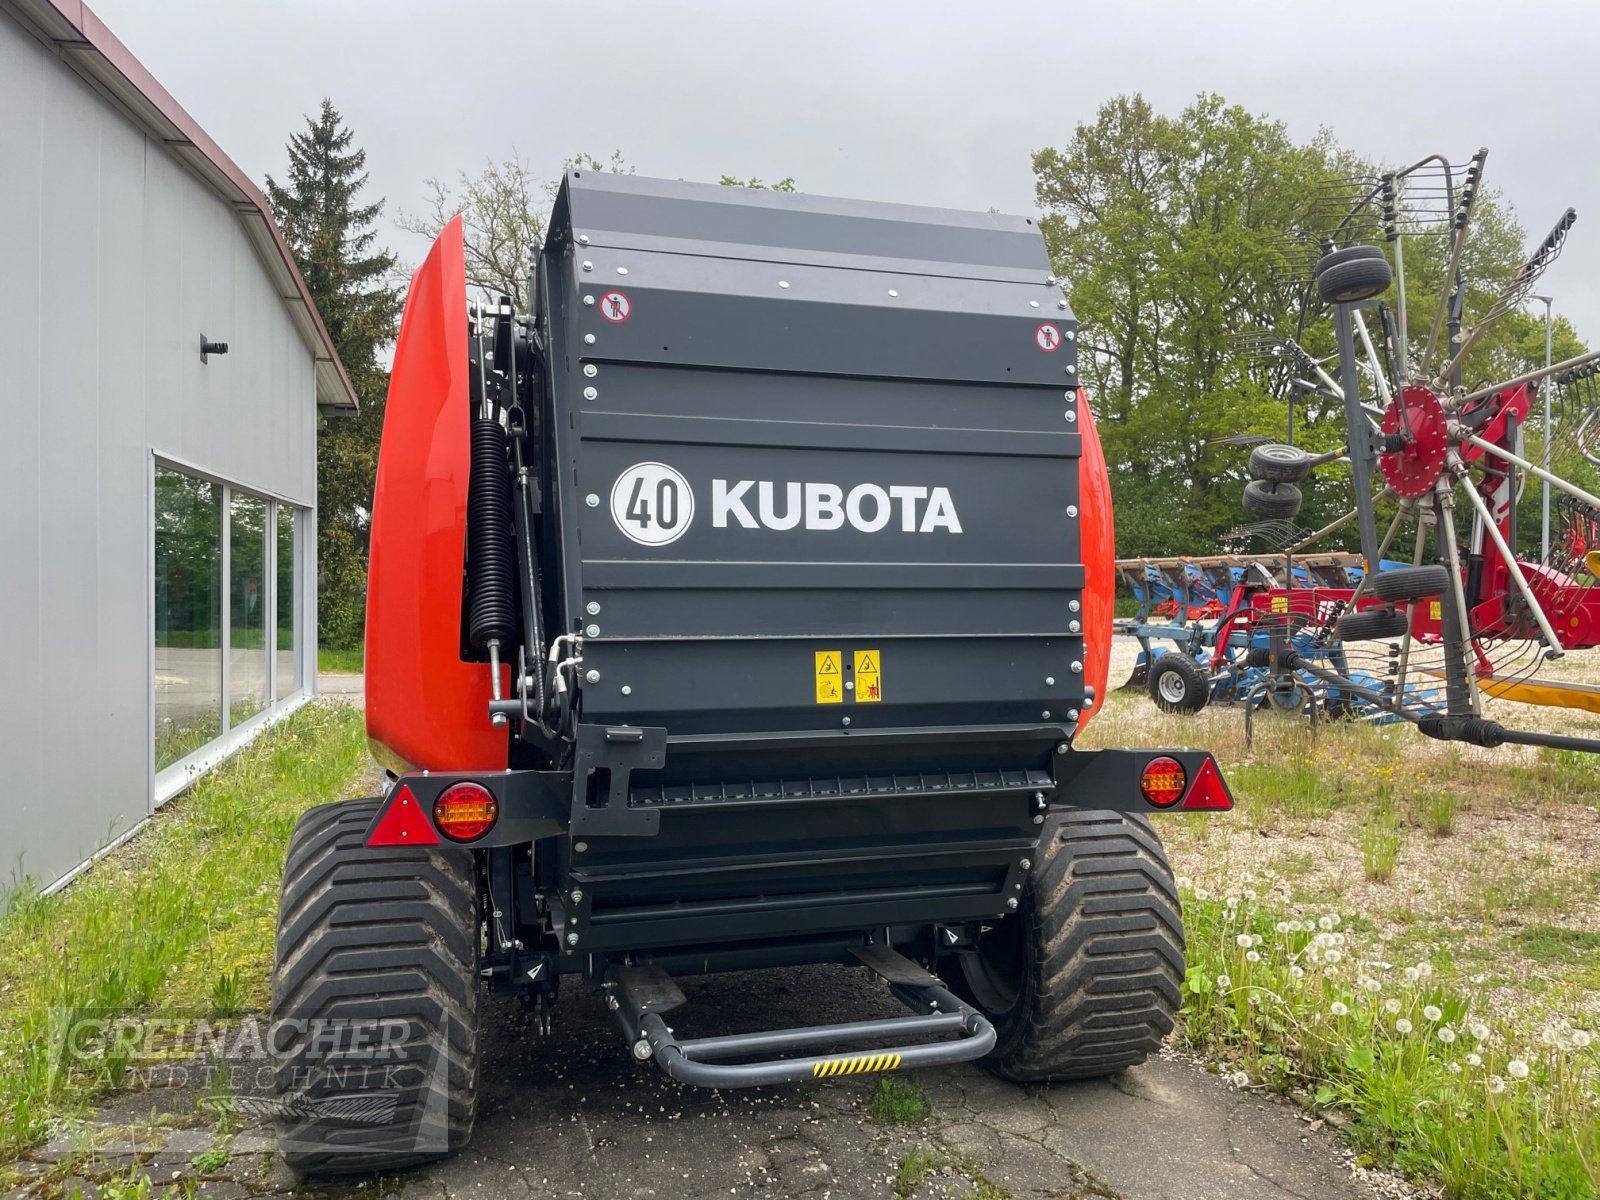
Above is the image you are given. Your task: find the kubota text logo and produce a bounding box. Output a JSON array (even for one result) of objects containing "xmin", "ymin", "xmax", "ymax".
[{"xmin": 714, "ymin": 481, "xmax": 962, "ymax": 533}]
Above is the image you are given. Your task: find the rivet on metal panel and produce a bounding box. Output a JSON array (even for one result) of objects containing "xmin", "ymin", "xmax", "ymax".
[
  {"xmin": 1058, "ymin": 300, "xmax": 1069, "ymax": 310},
  {"xmin": 842, "ymin": 717, "xmax": 852, "ymax": 727},
  {"xmin": 1066, "ymin": 505, "xmax": 1079, "ymax": 517},
  {"xmin": 1029, "ymin": 300, "xmax": 1040, "ymax": 308},
  {"xmin": 570, "ymin": 889, "xmax": 583, "ymax": 903},
  {"xmin": 585, "ymin": 494, "xmax": 600, "ymax": 507},
  {"xmin": 582, "ymin": 261, "xmax": 594, "ymax": 272},
  {"xmin": 586, "ymin": 624, "xmax": 601, "ymax": 638},
  {"xmin": 1055, "ymin": 745, "xmax": 1068, "ymax": 756},
  {"xmin": 779, "ymin": 280, "xmax": 790, "ymax": 289},
  {"xmin": 1069, "ymin": 620, "xmax": 1081, "ymax": 633},
  {"xmin": 1069, "ymin": 599, "xmax": 1081, "ymax": 613},
  {"xmin": 1064, "ymin": 329, "xmax": 1077, "ymax": 341},
  {"xmin": 584, "ymin": 333, "xmax": 596, "ymax": 345},
  {"xmin": 584, "ymin": 387, "xmax": 598, "ymax": 400},
  {"xmin": 1070, "ymin": 661, "xmax": 1083, "ymax": 673},
  {"xmin": 567, "ymin": 933, "xmax": 580, "ymax": 946},
  {"xmin": 1066, "ymin": 709, "xmax": 1080, "ymax": 722},
  {"xmin": 1006, "ymin": 897, "xmax": 1019, "ymax": 910},
  {"xmin": 585, "ymin": 669, "xmax": 601, "ymax": 683},
  {"xmin": 617, "ymin": 267, "xmax": 629, "ymax": 275},
  {"xmin": 586, "ymin": 601, "xmax": 601, "ymax": 615},
  {"xmin": 578, "ymin": 234, "xmax": 590, "ymax": 245},
  {"xmin": 887, "ymin": 289, "xmax": 899, "ymax": 297},
  {"xmin": 1045, "ymin": 676, "xmax": 1055, "ymax": 686},
  {"xmin": 1046, "ymin": 276, "xmax": 1057, "ymax": 285},
  {"xmin": 1020, "ymin": 858, "xmax": 1032, "ymax": 870},
  {"xmin": 1041, "ymin": 710, "xmax": 1051, "ymax": 719},
  {"xmin": 1065, "ymin": 411, "xmax": 1077, "ymax": 423},
  {"xmin": 574, "ymin": 841, "xmax": 589, "ymax": 853},
  {"xmin": 620, "ymin": 685, "xmax": 632, "ymax": 696},
  {"xmin": 845, "ymin": 681, "xmax": 854, "ymax": 691},
  {"xmin": 583, "ymin": 295, "xmax": 595, "ymax": 306},
  {"xmin": 584, "ymin": 364, "xmax": 598, "ymax": 377},
  {"xmin": 1064, "ymin": 391, "xmax": 1075, "ymax": 402}
]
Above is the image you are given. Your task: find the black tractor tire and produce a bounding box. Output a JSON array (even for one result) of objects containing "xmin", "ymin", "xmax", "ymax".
[
  {"xmin": 1146, "ymin": 653, "xmax": 1210, "ymax": 714},
  {"xmin": 946, "ymin": 811, "xmax": 1184, "ymax": 1083},
  {"xmin": 271, "ymin": 798, "xmax": 481, "ymax": 1176},
  {"xmin": 1318, "ymin": 253, "xmax": 1392, "ymax": 304},
  {"xmin": 1370, "ymin": 564, "xmax": 1451, "ymax": 604},
  {"xmin": 1336, "ymin": 606, "xmax": 1409, "ymax": 642},
  {"xmin": 1315, "ymin": 245, "xmax": 1386, "ymax": 275},
  {"xmin": 1248, "ymin": 443, "xmax": 1315, "ymax": 484},
  {"xmin": 1242, "ymin": 479, "xmax": 1303, "ymax": 520}
]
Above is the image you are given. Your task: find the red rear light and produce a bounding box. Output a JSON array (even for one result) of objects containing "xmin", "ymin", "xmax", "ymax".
[
  {"xmin": 1140, "ymin": 756, "xmax": 1187, "ymax": 808},
  {"xmin": 433, "ymin": 782, "xmax": 499, "ymax": 842}
]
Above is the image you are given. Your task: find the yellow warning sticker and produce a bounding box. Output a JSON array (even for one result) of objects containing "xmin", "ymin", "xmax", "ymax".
[
  {"xmin": 1270, "ymin": 594, "xmax": 1289, "ymax": 614},
  {"xmin": 815, "ymin": 651, "xmax": 843, "ymax": 704},
  {"xmin": 854, "ymin": 649, "xmax": 881, "ymax": 703},
  {"xmin": 1430, "ymin": 600, "xmax": 1442, "ymax": 621}
]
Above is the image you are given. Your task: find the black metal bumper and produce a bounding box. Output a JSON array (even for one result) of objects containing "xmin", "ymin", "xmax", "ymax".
[{"xmin": 606, "ymin": 946, "xmax": 995, "ymax": 1088}]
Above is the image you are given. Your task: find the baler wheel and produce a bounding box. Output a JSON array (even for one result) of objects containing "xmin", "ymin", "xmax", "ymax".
[
  {"xmin": 948, "ymin": 811, "xmax": 1183, "ymax": 1082},
  {"xmin": 271, "ymin": 798, "xmax": 481, "ymax": 1175}
]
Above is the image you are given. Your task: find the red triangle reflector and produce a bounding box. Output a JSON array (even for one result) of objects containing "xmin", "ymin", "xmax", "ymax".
[
  {"xmin": 367, "ymin": 784, "xmax": 441, "ymax": 846},
  {"xmin": 1179, "ymin": 758, "xmax": 1233, "ymax": 810}
]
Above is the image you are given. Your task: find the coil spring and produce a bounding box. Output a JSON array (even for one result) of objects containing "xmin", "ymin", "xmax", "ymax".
[{"xmin": 466, "ymin": 418, "xmax": 518, "ymax": 649}]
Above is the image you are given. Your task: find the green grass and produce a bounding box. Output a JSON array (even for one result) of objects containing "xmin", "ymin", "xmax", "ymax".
[
  {"xmin": 317, "ymin": 644, "xmax": 364, "ymax": 675},
  {"xmin": 1513, "ymin": 925, "xmax": 1600, "ymax": 966},
  {"xmin": 1180, "ymin": 887, "xmax": 1599, "ymax": 1199},
  {"xmin": 896, "ymin": 1147, "xmax": 942, "ymax": 1197},
  {"xmin": 0, "ymin": 703, "xmax": 370, "ymax": 1161},
  {"xmin": 869, "ymin": 1076, "xmax": 927, "ymax": 1125}
]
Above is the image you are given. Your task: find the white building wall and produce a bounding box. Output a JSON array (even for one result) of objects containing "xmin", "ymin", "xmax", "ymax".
[{"xmin": 0, "ymin": 11, "xmax": 318, "ymax": 891}]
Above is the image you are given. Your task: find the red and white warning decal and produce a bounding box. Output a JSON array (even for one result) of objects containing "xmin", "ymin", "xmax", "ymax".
[
  {"xmin": 1034, "ymin": 323, "xmax": 1062, "ymax": 352},
  {"xmin": 599, "ymin": 291, "xmax": 632, "ymax": 323}
]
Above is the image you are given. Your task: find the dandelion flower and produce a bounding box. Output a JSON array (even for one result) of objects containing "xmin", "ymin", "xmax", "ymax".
[
  {"xmin": 1385, "ymin": 999, "xmax": 1402, "ymax": 1015},
  {"xmin": 1246, "ymin": 951, "xmax": 1261, "ymax": 964},
  {"xmin": 1289, "ymin": 965, "xmax": 1305, "ymax": 980},
  {"xmin": 1231, "ymin": 1070, "xmax": 1250, "ymax": 1087},
  {"xmin": 1467, "ymin": 1020, "xmax": 1490, "ymax": 1041},
  {"xmin": 1275, "ymin": 921, "xmax": 1291, "ymax": 934},
  {"xmin": 1488, "ymin": 1075, "xmax": 1506, "ymax": 1094},
  {"xmin": 1416, "ymin": 962, "xmax": 1433, "ymax": 980},
  {"xmin": 1507, "ymin": 1059, "xmax": 1529, "ymax": 1081},
  {"xmin": 1404, "ymin": 966, "xmax": 1421, "ymax": 983},
  {"xmin": 1251, "ymin": 934, "xmax": 1264, "ymax": 947},
  {"xmin": 1395, "ymin": 1018, "xmax": 1413, "ymax": 1035},
  {"xmin": 1448, "ymin": 1062, "xmax": 1461, "ymax": 1074},
  {"xmin": 1466, "ymin": 1053, "xmax": 1482, "ymax": 1068},
  {"xmin": 1362, "ymin": 978, "xmax": 1382, "ymax": 993},
  {"xmin": 1236, "ymin": 934, "xmax": 1254, "ymax": 948},
  {"xmin": 1194, "ymin": 887, "xmax": 1212, "ymax": 901},
  {"xmin": 1437, "ymin": 1027, "xmax": 1456, "ymax": 1044},
  {"xmin": 1217, "ymin": 974, "xmax": 1232, "ymax": 990},
  {"xmin": 1248, "ymin": 994, "xmax": 1262, "ymax": 1007},
  {"xmin": 1573, "ymin": 1030, "xmax": 1592, "ymax": 1049},
  {"xmin": 1226, "ymin": 896, "xmax": 1241, "ymax": 910},
  {"xmin": 1423, "ymin": 1005, "xmax": 1443, "ymax": 1023},
  {"xmin": 1325, "ymin": 949, "xmax": 1343, "ymax": 964},
  {"xmin": 1318, "ymin": 915, "xmax": 1335, "ymax": 931},
  {"xmin": 1330, "ymin": 1001, "xmax": 1349, "ymax": 1017},
  {"xmin": 1176, "ymin": 876, "xmax": 1193, "ymax": 890}
]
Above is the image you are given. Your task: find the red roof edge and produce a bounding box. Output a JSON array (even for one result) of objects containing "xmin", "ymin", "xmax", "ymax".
[{"xmin": 4, "ymin": 0, "xmax": 360, "ymax": 409}]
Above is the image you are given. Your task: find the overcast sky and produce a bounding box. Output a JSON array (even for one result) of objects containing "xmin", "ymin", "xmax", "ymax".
[{"xmin": 94, "ymin": 0, "xmax": 1600, "ymax": 344}]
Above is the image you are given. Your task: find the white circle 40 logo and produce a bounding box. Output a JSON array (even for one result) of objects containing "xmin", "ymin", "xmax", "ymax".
[{"xmin": 610, "ymin": 462, "xmax": 694, "ymax": 546}]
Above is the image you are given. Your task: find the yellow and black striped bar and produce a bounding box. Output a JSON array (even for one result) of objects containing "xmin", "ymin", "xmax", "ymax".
[{"xmin": 812, "ymin": 1052, "xmax": 903, "ymax": 1078}]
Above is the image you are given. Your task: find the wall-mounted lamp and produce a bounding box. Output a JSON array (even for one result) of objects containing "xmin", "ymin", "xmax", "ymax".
[{"xmin": 200, "ymin": 335, "xmax": 229, "ymax": 364}]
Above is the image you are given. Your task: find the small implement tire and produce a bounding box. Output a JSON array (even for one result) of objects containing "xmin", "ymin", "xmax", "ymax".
[
  {"xmin": 1147, "ymin": 653, "xmax": 1210, "ymax": 714},
  {"xmin": 945, "ymin": 811, "xmax": 1184, "ymax": 1082},
  {"xmin": 1318, "ymin": 252, "xmax": 1392, "ymax": 304},
  {"xmin": 1315, "ymin": 245, "xmax": 1387, "ymax": 275},
  {"xmin": 1242, "ymin": 479, "xmax": 1303, "ymax": 520},
  {"xmin": 1370, "ymin": 564, "xmax": 1452, "ymax": 604},
  {"xmin": 1249, "ymin": 443, "xmax": 1315, "ymax": 484},
  {"xmin": 1336, "ymin": 606, "xmax": 1409, "ymax": 642},
  {"xmin": 271, "ymin": 798, "xmax": 481, "ymax": 1176}
]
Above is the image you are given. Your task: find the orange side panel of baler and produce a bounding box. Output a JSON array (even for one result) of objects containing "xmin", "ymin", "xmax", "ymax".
[
  {"xmin": 1076, "ymin": 388, "xmax": 1114, "ymax": 727},
  {"xmin": 365, "ymin": 216, "xmax": 508, "ymax": 773}
]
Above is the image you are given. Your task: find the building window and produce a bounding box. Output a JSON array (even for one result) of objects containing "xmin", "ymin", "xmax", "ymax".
[
  {"xmin": 154, "ymin": 468, "xmax": 223, "ymax": 770},
  {"xmin": 277, "ymin": 505, "xmax": 301, "ymax": 698},
  {"xmin": 154, "ymin": 463, "xmax": 308, "ymax": 780}
]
